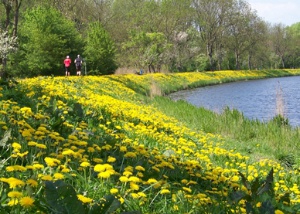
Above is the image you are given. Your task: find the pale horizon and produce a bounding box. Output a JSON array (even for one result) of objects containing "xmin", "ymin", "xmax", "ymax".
[{"xmin": 247, "ymin": 0, "xmax": 300, "ymax": 26}]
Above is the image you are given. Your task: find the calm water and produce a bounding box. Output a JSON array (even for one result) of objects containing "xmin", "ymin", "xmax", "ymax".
[{"xmin": 169, "ymin": 76, "xmax": 300, "ymax": 127}]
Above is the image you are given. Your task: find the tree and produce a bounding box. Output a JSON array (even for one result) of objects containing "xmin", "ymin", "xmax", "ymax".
[
  {"xmin": 1, "ymin": 0, "xmax": 23, "ymax": 37},
  {"xmin": 269, "ymin": 23, "xmax": 290, "ymax": 68},
  {"xmin": 283, "ymin": 23, "xmax": 300, "ymax": 68},
  {"xmin": 13, "ymin": 6, "xmax": 83, "ymax": 77},
  {"xmin": 192, "ymin": 0, "xmax": 234, "ymax": 71},
  {"xmin": 226, "ymin": 0, "xmax": 259, "ymax": 70},
  {"xmin": 122, "ymin": 31, "xmax": 172, "ymax": 73},
  {"xmin": 158, "ymin": 0, "xmax": 197, "ymax": 72},
  {"xmin": 0, "ymin": 30, "xmax": 17, "ymax": 78},
  {"xmin": 83, "ymin": 22, "xmax": 117, "ymax": 75}
]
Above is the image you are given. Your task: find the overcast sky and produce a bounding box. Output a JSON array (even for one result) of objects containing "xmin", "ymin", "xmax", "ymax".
[{"xmin": 247, "ymin": 0, "xmax": 300, "ymax": 26}]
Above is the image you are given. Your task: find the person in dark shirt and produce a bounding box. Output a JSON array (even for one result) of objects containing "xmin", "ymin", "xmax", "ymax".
[{"xmin": 74, "ymin": 55, "xmax": 83, "ymax": 76}]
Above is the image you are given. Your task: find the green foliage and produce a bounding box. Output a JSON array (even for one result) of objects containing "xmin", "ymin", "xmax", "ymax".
[
  {"xmin": 277, "ymin": 153, "xmax": 295, "ymax": 168},
  {"xmin": 270, "ymin": 114, "xmax": 290, "ymax": 127},
  {"xmin": 230, "ymin": 168, "xmax": 275, "ymax": 209},
  {"xmin": 44, "ymin": 180, "xmax": 138, "ymax": 214},
  {"xmin": 83, "ymin": 22, "xmax": 117, "ymax": 75},
  {"xmin": 122, "ymin": 31, "xmax": 171, "ymax": 72},
  {"xmin": 12, "ymin": 6, "xmax": 83, "ymax": 77},
  {"xmin": 228, "ymin": 168, "xmax": 298, "ymax": 213},
  {"xmin": 44, "ymin": 180, "xmax": 85, "ymax": 214}
]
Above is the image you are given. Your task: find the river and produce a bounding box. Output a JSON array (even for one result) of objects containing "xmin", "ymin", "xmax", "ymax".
[{"xmin": 169, "ymin": 76, "xmax": 300, "ymax": 127}]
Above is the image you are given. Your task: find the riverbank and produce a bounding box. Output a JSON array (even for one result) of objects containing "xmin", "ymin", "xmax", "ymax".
[
  {"xmin": 141, "ymin": 69, "xmax": 300, "ymax": 169},
  {"xmin": 0, "ymin": 69, "xmax": 300, "ymax": 213}
]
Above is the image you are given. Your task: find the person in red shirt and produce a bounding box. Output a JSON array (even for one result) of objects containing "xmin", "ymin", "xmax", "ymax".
[{"xmin": 64, "ymin": 56, "xmax": 72, "ymax": 76}]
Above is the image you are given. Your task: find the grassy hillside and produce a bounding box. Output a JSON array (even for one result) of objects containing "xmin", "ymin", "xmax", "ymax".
[{"xmin": 0, "ymin": 70, "xmax": 300, "ymax": 213}]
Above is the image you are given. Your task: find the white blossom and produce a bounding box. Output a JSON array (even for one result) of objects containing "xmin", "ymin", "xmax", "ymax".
[{"xmin": 0, "ymin": 30, "xmax": 18, "ymax": 58}]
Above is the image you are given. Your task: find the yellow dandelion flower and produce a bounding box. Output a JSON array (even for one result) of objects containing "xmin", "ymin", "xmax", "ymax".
[
  {"xmin": 93, "ymin": 158, "xmax": 103, "ymax": 163},
  {"xmin": 136, "ymin": 172, "xmax": 144, "ymax": 178},
  {"xmin": 77, "ymin": 194, "xmax": 93, "ymax": 204},
  {"xmin": 26, "ymin": 179, "xmax": 38, "ymax": 188},
  {"xmin": 62, "ymin": 149, "xmax": 75, "ymax": 156},
  {"xmin": 40, "ymin": 175, "xmax": 52, "ymax": 181},
  {"xmin": 61, "ymin": 168, "xmax": 70, "ymax": 173},
  {"xmin": 171, "ymin": 204, "xmax": 178, "ymax": 211},
  {"xmin": 124, "ymin": 152, "xmax": 137, "ymax": 158},
  {"xmin": 68, "ymin": 135, "xmax": 78, "ymax": 141},
  {"xmin": 119, "ymin": 176, "xmax": 129, "ymax": 183},
  {"xmin": 32, "ymin": 163, "xmax": 44, "ymax": 170},
  {"xmin": 182, "ymin": 187, "xmax": 192, "ymax": 193},
  {"xmin": 10, "ymin": 154, "xmax": 18, "ymax": 158},
  {"xmin": 80, "ymin": 162, "xmax": 91, "ymax": 168},
  {"xmin": 135, "ymin": 166, "xmax": 145, "ymax": 171},
  {"xmin": 44, "ymin": 157, "xmax": 61, "ymax": 167},
  {"xmin": 128, "ymin": 176, "xmax": 140, "ymax": 182},
  {"xmin": 110, "ymin": 188, "xmax": 119, "ymax": 194},
  {"xmin": 181, "ymin": 179, "xmax": 188, "ymax": 184},
  {"xmin": 35, "ymin": 130, "xmax": 45, "ymax": 136},
  {"xmin": 12, "ymin": 142, "xmax": 22, "ymax": 150},
  {"xmin": 107, "ymin": 156, "xmax": 116, "ymax": 163},
  {"xmin": 152, "ymin": 166, "xmax": 160, "ymax": 172},
  {"xmin": 36, "ymin": 144, "xmax": 47, "ymax": 149},
  {"xmin": 131, "ymin": 193, "xmax": 140, "ymax": 199},
  {"xmin": 2, "ymin": 177, "xmax": 25, "ymax": 189},
  {"xmin": 119, "ymin": 197, "xmax": 125, "ymax": 204},
  {"xmin": 147, "ymin": 178, "xmax": 158, "ymax": 184},
  {"xmin": 154, "ymin": 182, "xmax": 162, "ymax": 188},
  {"xmin": 20, "ymin": 196, "xmax": 35, "ymax": 208},
  {"xmin": 8, "ymin": 191, "xmax": 23, "ymax": 198},
  {"xmin": 138, "ymin": 192, "xmax": 147, "ymax": 198},
  {"xmin": 6, "ymin": 165, "xmax": 27, "ymax": 172},
  {"xmin": 124, "ymin": 166, "xmax": 133, "ymax": 172},
  {"xmin": 6, "ymin": 166, "xmax": 15, "ymax": 172},
  {"xmin": 231, "ymin": 175, "xmax": 239, "ymax": 182},
  {"xmin": 22, "ymin": 130, "xmax": 32, "ymax": 138},
  {"xmin": 98, "ymin": 171, "xmax": 112, "ymax": 179},
  {"xmin": 17, "ymin": 151, "xmax": 29, "ymax": 158},
  {"xmin": 8, "ymin": 198, "xmax": 19, "ymax": 206},
  {"xmin": 123, "ymin": 171, "xmax": 133, "ymax": 177},
  {"xmin": 76, "ymin": 141, "xmax": 88, "ymax": 147},
  {"xmin": 28, "ymin": 141, "xmax": 37, "ymax": 146},
  {"xmin": 102, "ymin": 144, "xmax": 112, "ymax": 150},
  {"xmin": 275, "ymin": 210, "xmax": 284, "ymax": 214},
  {"xmin": 87, "ymin": 147, "xmax": 95, "ymax": 152},
  {"xmin": 119, "ymin": 146, "xmax": 127, "ymax": 152},
  {"xmin": 130, "ymin": 182, "xmax": 140, "ymax": 191},
  {"xmin": 160, "ymin": 189, "xmax": 171, "ymax": 194},
  {"xmin": 94, "ymin": 164, "xmax": 113, "ymax": 172},
  {"xmin": 53, "ymin": 173, "xmax": 64, "ymax": 180},
  {"xmin": 94, "ymin": 164, "xmax": 106, "ymax": 172}
]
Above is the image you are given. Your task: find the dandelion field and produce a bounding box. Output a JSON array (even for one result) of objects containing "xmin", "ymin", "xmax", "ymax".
[{"xmin": 0, "ymin": 70, "xmax": 300, "ymax": 213}]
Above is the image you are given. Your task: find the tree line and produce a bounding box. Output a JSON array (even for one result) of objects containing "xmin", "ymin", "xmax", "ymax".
[{"xmin": 1, "ymin": 0, "xmax": 300, "ymax": 78}]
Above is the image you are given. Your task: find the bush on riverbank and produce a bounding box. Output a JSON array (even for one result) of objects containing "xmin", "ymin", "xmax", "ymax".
[{"xmin": 0, "ymin": 70, "xmax": 300, "ymax": 213}]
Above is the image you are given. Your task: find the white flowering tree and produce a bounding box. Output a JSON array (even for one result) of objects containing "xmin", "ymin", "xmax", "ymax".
[{"xmin": 0, "ymin": 30, "xmax": 18, "ymax": 79}]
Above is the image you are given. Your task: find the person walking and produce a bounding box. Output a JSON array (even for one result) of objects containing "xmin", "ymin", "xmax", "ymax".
[
  {"xmin": 74, "ymin": 55, "xmax": 83, "ymax": 76},
  {"xmin": 64, "ymin": 55, "xmax": 72, "ymax": 76}
]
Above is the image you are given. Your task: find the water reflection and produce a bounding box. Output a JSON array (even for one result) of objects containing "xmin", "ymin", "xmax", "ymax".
[{"xmin": 169, "ymin": 76, "xmax": 300, "ymax": 127}]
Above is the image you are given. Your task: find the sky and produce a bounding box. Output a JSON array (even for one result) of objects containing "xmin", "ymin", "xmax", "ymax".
[{"xmin": 246, "ymin": 0, "xmax": 300, "ymax": 26}]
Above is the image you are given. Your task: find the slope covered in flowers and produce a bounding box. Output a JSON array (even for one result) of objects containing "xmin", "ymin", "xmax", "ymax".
[{"xmin": 0, "ymin": 70, "xmax": 300, "ymax": 213}]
